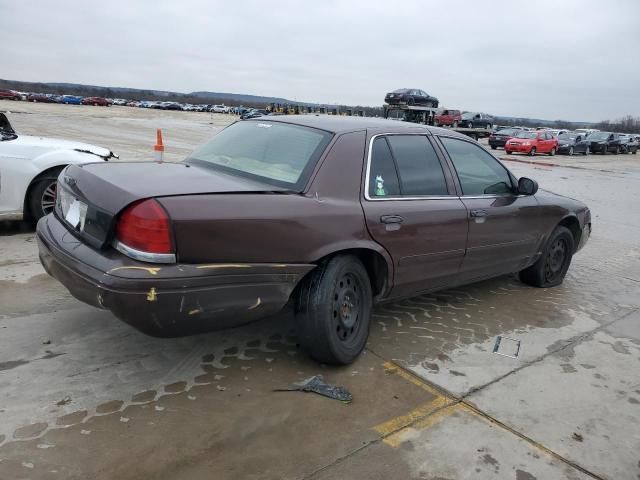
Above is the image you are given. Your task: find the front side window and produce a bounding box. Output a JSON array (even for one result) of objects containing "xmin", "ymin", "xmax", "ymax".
[
  {"xmin": 439, "ymin": 137, "xmax": 514, "ymax": 196},
  {"xmin": 187, "ymin": 121, "xmax": 332, "ymax": 189},
  {"xmin": 368, "ymin": 135, "xmax": 449, "ymax": 198}
]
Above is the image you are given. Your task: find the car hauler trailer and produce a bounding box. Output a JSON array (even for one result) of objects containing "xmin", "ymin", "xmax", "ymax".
[{"xmin": 383, "ymin": 104, "xmax": 492, "ymax": 140}]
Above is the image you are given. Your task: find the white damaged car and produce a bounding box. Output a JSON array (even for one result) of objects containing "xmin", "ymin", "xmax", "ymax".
[{"xmin": 0, "ymin": 112, "xmax": 117, "ymax": 222}]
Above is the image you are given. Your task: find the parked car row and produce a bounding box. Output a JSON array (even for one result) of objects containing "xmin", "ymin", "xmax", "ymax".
[{"xmin": 490, "ymin": 128, "xmax": 639, "ymax": 156}]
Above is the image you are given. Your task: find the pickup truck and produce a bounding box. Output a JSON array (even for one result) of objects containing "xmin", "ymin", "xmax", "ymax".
[{"xmin": 434, "ymin": 109, "xmax": 462, "ymax": 127}]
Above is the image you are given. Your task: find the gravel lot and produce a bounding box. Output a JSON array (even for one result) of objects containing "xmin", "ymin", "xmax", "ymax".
[{"xmin": 1, "ymin": 101, "xmax": 639, "ymax": 480}]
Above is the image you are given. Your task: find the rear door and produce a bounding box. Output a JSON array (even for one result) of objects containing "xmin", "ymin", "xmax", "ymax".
[
  {"xmin": 436, "ymin": 135, "xmax": 541, "ymax": 280},
  {"xmin": 361, "ymin": 134, "xmax": 468, "ymax": 297}
]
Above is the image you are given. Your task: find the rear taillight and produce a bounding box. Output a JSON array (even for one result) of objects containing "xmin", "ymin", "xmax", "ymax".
[{"xmin": 115, "ymin": 199, "xmax": 174, "ymax": 260}]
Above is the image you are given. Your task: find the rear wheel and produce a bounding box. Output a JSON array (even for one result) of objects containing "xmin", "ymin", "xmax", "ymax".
[
  {"xmin": 583, "ymin": 147, "xmax": 589, "ymax": 156},
  {"xmin": 569, "ymin": 146, "xmax": 574, "ymax": 156},
  {"xmin": 28, "ymin": 168, "xmax": 63, "ymax": 222},
  {"xmin": 520, "ymin": 226, "xmax": 574, "ymax": 287},
  {"xmin": 491, "ymin": 145, "xmax": 497, "ymax": 150},
  {"xmin": 296, "ymin": 255, "xmax": 372, "ymax": 365},
  {"xmin": 614, "ymin": 146, "xmax": 620, "ymax": 155},
  {"xmin": 505, "ymin": 150, "xmax": 512, "ymax": 155},
  {"xmin": 467, "ymin": 122, "xmax": 473, "ymax": 128},
  {"xmin": 529, "ymin": 147, "xmax": 537, "ymax": 156},
  {"xmin": 549, "ymin": 147, "xmax": 556, "ymax": 156},
  {"xmin": 452, "ymin": 121, "xmax": 458, "ymax": 128}
]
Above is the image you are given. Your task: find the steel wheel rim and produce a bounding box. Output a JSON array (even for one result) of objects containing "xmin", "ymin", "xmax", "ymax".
[
  {"xmin": 544, "ymin": 238, "xmax": 567, "ymax": 282},
  {"xmin": 569, "ymin": 147, "xmax": 574, "ymax": 155},
  {"xmin": 41, "ymin": 181, "xmax": 57, "ymax": 215},
  {"xmin": 332, "ymin": 272, "xmax": 363, "ymax": 343}
]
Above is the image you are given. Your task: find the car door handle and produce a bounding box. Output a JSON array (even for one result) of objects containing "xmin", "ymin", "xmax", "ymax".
[
  {"xmin": 470, "ymin": 209, "xmax": 488, "ymax": 218},
  {"xmin": 380, "ymin": 215, "xmax": 404, "ymax": 224}
]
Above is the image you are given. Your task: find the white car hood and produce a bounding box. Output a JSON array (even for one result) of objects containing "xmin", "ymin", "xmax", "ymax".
[{"xmin": 7, "ymin": 135, "xmax": 115, "ymax": 159}]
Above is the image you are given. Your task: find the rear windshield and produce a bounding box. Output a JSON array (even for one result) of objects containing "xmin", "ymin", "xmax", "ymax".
[{"xmin": 187, "ymin": 121, "xmax": 332, "ymax": 189}]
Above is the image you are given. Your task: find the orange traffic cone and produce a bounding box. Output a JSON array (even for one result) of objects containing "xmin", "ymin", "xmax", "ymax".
[{"xmin": 154, "ymin": 128, "xmax": 164, "ymax": 162}]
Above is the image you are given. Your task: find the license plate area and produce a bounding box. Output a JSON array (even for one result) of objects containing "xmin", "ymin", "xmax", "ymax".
[{"xmin": 59, "ymin": 187, "xmax": 88, "ymax": 231}]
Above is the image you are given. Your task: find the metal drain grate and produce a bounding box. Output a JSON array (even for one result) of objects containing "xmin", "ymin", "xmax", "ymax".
[{"xmin": 493, "ymin": 335, "xmax": 521, "ymax": 358}]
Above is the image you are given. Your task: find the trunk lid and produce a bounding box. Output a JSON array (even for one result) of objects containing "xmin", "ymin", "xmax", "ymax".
[{"xmin": 58, "ymin": 161, "xmax": 289, "ymax": 249}]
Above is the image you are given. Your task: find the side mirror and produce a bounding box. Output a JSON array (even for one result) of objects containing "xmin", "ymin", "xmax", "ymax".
[{"xmin": 518, "ymin": 177, "xmax": 538, "ymax": 195}]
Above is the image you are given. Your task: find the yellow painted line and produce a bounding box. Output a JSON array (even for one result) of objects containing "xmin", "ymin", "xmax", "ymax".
[
  {"xmin": 373, "ymin": 396, "xmax": 449, "ymax": 437},
  {"xmin": 383, "ymin": 404, "xmax": 463, "ymax": 448},
  {"xmin": 382, "ymin": 361, "xmax": 452, "ymax": 399}
]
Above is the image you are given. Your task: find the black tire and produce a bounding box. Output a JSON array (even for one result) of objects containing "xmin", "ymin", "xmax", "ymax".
[
  {"xmin": 583, "ymin": 147, "xmax": 589, "ymax": 156},
  {"xmin": 633, "ymin": 150, "xmax": 637, "ymax": 155},
  {"xmin": 28, "ymin": 168, "xmax": 63, "ymax": 222},
  {"xmin": 467, "ymin": 122, "xmax": 473, "ymax": 128},
  {"xmin": 491, "ymin": 145, "xmax": 497, "ymax": 150},
  {"xmin": 548, "ymin": 147, "xmax": 556, "ymax": 156},
  {"xmin": 505, "ymin": 150, "xmax": 512, "ymax": 155},
  {"xmin": 296, "ymin": 255, "xmax": 372, "ymax": 365},
  {"xmin": 452, "ymin": 121, "xmax": 458, "ymax": 128},
  {"xmin": 519, "ymin": 226, "xmax": 574, "ymax": 288},
  {"xmin": 407, "ymin": 98, "xmax": 415, "ymax": 106},
  {"xmin": 486, "ymin": 123, "xmax": 492, "ymax": 130},
  {"xmin": 528, "ymin": 147, "xmax": 537, "ymax": 156},
  {"xmin": 568, "ymin": 146, "xmax": 574, "ymax": 156},
  {"xmin": 614, "ymin": 146, "xmax": 620, "ymax": 155}
]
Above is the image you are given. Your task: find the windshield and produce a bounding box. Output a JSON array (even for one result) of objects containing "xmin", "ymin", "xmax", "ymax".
[
  {"xmin": 461, "ymin": 112, "xmax": 475, "ymax": 119},
  {"xmin": 391, "ymin": 89, "xmax": 408, "ymax": 93},
  {"xmin": 187, "ymin": 121, "xmax": 332, "ymax": 189},
  {"xmin": 496, "ymin": 128, "xmax": 515, "ymax": 135},
  {"xmin": 515, "ymin": 131, "xmax": 538, "ymax": 139},
  {"xmin": 588, "ymin": 132, "xmax": 611, "ymax": 141}
]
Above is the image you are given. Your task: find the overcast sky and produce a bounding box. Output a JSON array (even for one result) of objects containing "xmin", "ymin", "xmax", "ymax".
[{"xmin": 2, "ymin": 0, "xmax": 639, "ymax": 121}]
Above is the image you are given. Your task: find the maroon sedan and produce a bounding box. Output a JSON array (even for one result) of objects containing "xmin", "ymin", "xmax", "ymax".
[
  {"xmin": 81, "ymin": 96, "xmax": 111, "ymax": 106},
  {"xmin": 37, "ymin": 116, "xmax": 591, "ymax": 364}
]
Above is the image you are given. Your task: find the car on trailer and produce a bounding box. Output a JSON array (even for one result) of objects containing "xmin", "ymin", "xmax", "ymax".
[
  {"xmin": 460, "ymin": 112, "xmax": 493, "ymax": 129},
  {"xmin": 385, "ymin": 89, "xmax": 439, "ymax": 107},
  {"xmin": 434, "ymin": 109, "xmax": 462, "ymax": 127},
  {"xmin": 37, "ymin": 115, "xmax": 590, "ymax": 365}
]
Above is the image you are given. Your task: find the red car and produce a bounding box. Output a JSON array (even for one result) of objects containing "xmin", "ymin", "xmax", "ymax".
[
  {"xmin": 434, "ymin": 109, "xmax": 462, "ymax": 127},
  {"xmin": 81, "ymin": 96, "xmax": 111, "ymax": 106},
  {"xmin": 505, "ymin": 131, "xmax": 558, "ymax": 156},
  {"xmin": 0, "ymin": 89, "xmax": 21, "ymax": 100}
]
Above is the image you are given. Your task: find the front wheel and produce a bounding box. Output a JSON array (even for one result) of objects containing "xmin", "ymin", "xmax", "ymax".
[
  {"xmin": 614, "ymin": 146, "xmax": 620, "ymax": 155},
  {"xmin": 569, "ymin": 146, "xmax": 574, "ymax": 156},
  {"xmin": 296, "ymin": 255, "xmax": 372, "ymax": 365},
  {"xmin": 520, "ymin": 226, "xmax": 574, "ymax": 287},
  {"xmin": 549, "ymin": 147, "xmax": 556, "ymax": 156},
  {"xmin": 452, "ymin": 121, "xmax": 458, "ymax": 128},
  {"xmin": 467, "ymin": 122, "xmax": 473, "ymax": 128},
  {"xmin": 529, "ymin": 147, "xmax": 537, "ymax": 156},
  {"xmin": 505, "ymin": 150, "xmax": 512, "ymax": 155},
  {"xmin": 491, "ymin": 145, "xmax": 497, "ymax": 150},
  {"xmin": 28, "ymin": 169, "xmax": 63, "ymax": 222}
]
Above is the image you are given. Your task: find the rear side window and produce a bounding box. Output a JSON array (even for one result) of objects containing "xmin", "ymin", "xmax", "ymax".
[
  {"xmin": 368, "ymin": 135, "xmax": 448, "ymax": 197},
  {"xmin": 439, "ymin": 137, "xmax": 513, "ymax": 196},
  {"xmin": 369, "ymin": 138, "xmax": 401, "ymax": 197}
]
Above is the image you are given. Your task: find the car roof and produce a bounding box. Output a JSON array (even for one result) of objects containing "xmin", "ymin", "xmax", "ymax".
[{"xmin": 247, "ymin": 114, "xmax": 471, "ymax": 139}]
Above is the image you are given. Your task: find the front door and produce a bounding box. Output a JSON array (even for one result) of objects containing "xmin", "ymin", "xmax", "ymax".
[
  {"xmin": 436, "ymin": 135, "xmax": 541, "ymax": 281},
  {"xmin": 361, "ymin": 134, "xmax": 469, "ymax": 297}
]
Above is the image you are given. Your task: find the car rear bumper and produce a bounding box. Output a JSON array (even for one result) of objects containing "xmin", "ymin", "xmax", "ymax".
[
  {"xmin": 489, "ymin": 138, "xmax": 508, "ymax": 147},
  {"xmin": 37, "ymin": 214, "xmax": 315, "ymax": 337}
]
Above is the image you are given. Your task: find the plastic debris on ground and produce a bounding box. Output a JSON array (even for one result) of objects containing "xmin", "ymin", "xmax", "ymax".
[{"xmin": 275, "ymin": 375, "xmax": 352, "ymax": 403}]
